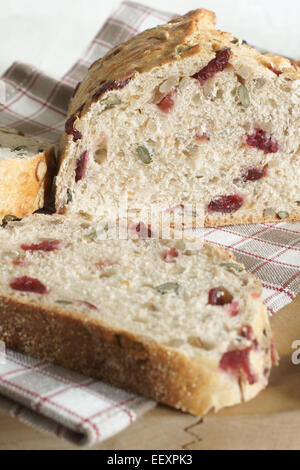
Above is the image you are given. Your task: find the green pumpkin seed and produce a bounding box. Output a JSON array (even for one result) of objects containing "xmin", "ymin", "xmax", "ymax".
[
  {"xmin": 136, "ymin": 146, "xmax": 153, "ymax": 164},
  {"xmin": 99, "ymin": 94, "xmax": 121, "ymax": 110},
  {"xmin": 155, "ymin": 282, "xmax": 181, "ymax": 295},
  {"xmin": 175, "ymin": 44, "xmax": 196, "ymax": 55},
  {"xmin": 66, "ymin": 188, "xmax": 72, "ymax": 204},
  {"xmin": 277, "ymin": 211, "xmax": 289, "ymax": 219},
  {"xmin": 85, "ymin": 230, "xmax": 98, "ymax": 241},
  {"xmin": 2, "ymin": 214, "xmax": 20, "ymax": 227},
  {"xmin": 220, "ymin": 262, "xmax": 244, "ymax": 273},
  {"xmin": 14, "ymin": 145, "xmax": 27, "ymax": 152},
  {"xmin": 56, "ymin": 300, "xmax": 73, "ymax": 305},
  {"xmin": 238, "ymin": 84, "xmax": 250, "ymax": 108}
]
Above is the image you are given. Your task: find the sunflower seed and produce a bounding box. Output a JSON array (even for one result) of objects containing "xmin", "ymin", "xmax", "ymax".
[
  {"xmin": 136, "ymin": 145, "xmax": 153, "ymax": 164},
  {"xmin": 99, "ymin": 94, "xmax": 121, "ymax": 110}
]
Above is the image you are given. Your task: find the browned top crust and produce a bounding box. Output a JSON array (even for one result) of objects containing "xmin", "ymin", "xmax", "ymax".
[{"xmin": 68, "ymin": 8, "xmax": 300, "ymax": 120}]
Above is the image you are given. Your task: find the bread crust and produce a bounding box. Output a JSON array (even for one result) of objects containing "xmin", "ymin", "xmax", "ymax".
[
  {"xmin": 0, "ymin": 147, "xmax": 56, "ymax": 222},
  {"xmin": 0, "ymin": 282, "xmax": 273, "ymax": 417}
]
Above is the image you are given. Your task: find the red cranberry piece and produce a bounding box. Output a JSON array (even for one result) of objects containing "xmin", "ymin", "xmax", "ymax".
[
  {"xmin": 134, "ymin": 222, "xmax": 152, "ymax": 239},
  {"xmin": 192, "ymin": 48, "xmax": 231, "ymax": 85},
  {"xmin": 75, "ymin": 150, "xmax": 89, "ymax": 182},
  {"xmin": 220, "ymin": 348, "xmax": 258, "ymax": 384},
  {"xmin": 242, "ymin": 166, "xmax": 267, "ymax": 182},
  {"xmin": 21, "ymin": 240, "xmax": 61, "ymax": 252},
  {"xmin": 227, "ymin": 301, "xmax": 240, "ymax": 317},
  {"xmin": 268, "ymin": 65, "xmax": 282, "ymax": 76},
  {"xmin": 156, "ymin": 92, "xmax": 175, "ymax": 113},
  {"xmin": 65, "ymin": 114, "xmax": 82, "ymax": 142},
  {"xmin": 246, "ymin": 128, "xmax": 279, "ymax": 154},
  {"xmin": 12, "ymin": 259, "xmax": 28, "ymax": 266},
  {"xmin": 240, "ymin": 324, "xmax": 258, "ymax": 350},
  {"xmin": 208, "ymin": 287, "xmax": 233, "ymax": 306},
  {"xmin": 207, "ymin": 194, "xmax": 244, "ymax": 213},
  {"xmin": 10, "ymin": 276, "xmax": 48, "ymax": 294},
  {"xmin": 162, "ymin": 247, "xmax": 179, "ymax": 263}
]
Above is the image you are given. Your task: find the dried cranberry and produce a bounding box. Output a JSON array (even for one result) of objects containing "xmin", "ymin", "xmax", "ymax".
[
  {"xmin": 207, "ymin": 194, "xmax": 244, "ymax": 213},
  {"xmin": 192, "ymin": 48, "xmax": 231, "ymax": 85},
  {"xmin": 240, "ymin": 324, "xmax": 258, "ymax": 350},
  {"xmin": 246, "ymin": 128, "xmax": 279, "ymax": 154},
  {"xmin": 227, "ymin": 301, "xmax": 240, "ymax": 317},
  {"xmin": 92, "ymin": 77, "xmax": 132, "ymax": 102},
  {"xmin": 134, "ymin": 222, "xmax": 152, "ymax": 239},
  {"xmin": 162, "ymin": 247, "xmax": 179, "ymax": 263},
  {"xmin": 208, "ymin": 287, "xmax": 233, "ymax": 306},
  {"xmin": 21, "ymin": 240, "xmax": 61, "ymax": 252},
  {"xmin": 157, "ymin": 92, "xmax": 175, "ymax": 113},
  {"xmin": 12, "ymin": 259, "xmax": 28, "ymax": 266},
  {"xmin": 65, "ymin": 114, "xmax": 82, "ymax": 142},
  {"xmin": 10, "ymin": 276, "xmax": 48, "ymax": 294},
  {"xmin": 242, "ymin": 166, "xmax": 267, "ymax": 182},
  {"xmin": 268, "ymin": 65, "xmax": 282, "ymax": 76},
  {"xmin": 220, "ymin": 348, "xmax": 258, "ymax": 384},
  {"xmin": 75, "ymin": 150, "xmax": 89, "ymax": 182},
  {"xmin": 105, "ymin": 47, "xmax": 121, "ymax": 61}
]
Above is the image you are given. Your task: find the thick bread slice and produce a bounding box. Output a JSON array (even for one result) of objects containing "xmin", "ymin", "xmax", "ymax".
[
  {"xmin": 55, "ymin": 8, "xmax": 300, "ymax": 227},
  {"xmin": 0, "ymin": 214, "xmax": 277, "ymax": 417},
  {"xmin": 0, "ymin": 127, "xmax": 56, "ymax": 222}
]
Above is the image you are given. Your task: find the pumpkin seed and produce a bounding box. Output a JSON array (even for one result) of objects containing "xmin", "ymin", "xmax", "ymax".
[
  {"xmin": 99, "ymin": 94, "xmax": 121, "ymax": 110},
  {"xmin": 155, "ymin": 282, "xmax": 181, "ymax": 295},
  {"xmin": 175, "ymin": 44, "xmax": 196, "ymax": 55},
  {"xmin": 84, "ymin": 230, "xmax": 98, "ymax": 241},
  {"xmin": 2, "ymin": 214, "xmax": 20, "ymax": 227},
  {"xmin": 136, "ymin": 145, "xmax": 153, "ymax": 164},
  {"xmin": 56, "ymin": 300, "xmax": 73, "ymax": 305},
  {"xmin": 14, "ymin": 145, "xmax": 27, "ymax": 152},
  {"xmin": 238, "ymin": 84, "xmax": 250, "ymax": 108},
  {"xmin": 66, "ymin": 188, "xmax": 72, "ymax": 204},
  {"xmin": 277, "ymin": 211, "xmax": 289, "ymax": 219},
  {"xmin": 221, "ymin": 262, "xmax": 244, "ymax": 273}
]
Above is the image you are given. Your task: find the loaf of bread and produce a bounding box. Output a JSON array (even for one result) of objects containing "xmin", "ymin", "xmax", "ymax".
[
  {"xmin": 55, "ymin": 8, "xmax": 300, "ymax": 227},
  {"xmin": 0, "ymin": 213, "xmax": 278, "ymax": 417},
  {"xmin": 0, "ymin": 126, "xmax": 55, "ymax": 222}
]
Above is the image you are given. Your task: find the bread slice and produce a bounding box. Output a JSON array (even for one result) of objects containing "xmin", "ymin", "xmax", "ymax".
[
  {"xmin": 0, "ymin": 213, "xmax": 277, "ymax": 417},
  {"xmin": 0, "ymin": 126, "xmax": 56, "ymax": 222},
  {"xmin": 55, "ymin": 8, "xmax": 300, "ymax": 227}
]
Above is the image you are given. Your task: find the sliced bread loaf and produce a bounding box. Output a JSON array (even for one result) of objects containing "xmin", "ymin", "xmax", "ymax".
[
  {"xmin": 55, "ymin": 8, "xmax": 300, "ymax": 226},
  {"xmin": 0, "ymin": 126, "xmax": 55, "ymax": 223},
  {"xmin": 0, "ymin": 214, "xmax": 278, "ymax": 416}
]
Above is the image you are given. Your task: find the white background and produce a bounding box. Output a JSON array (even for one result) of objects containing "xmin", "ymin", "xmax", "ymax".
[{"xmin": 0, "ymin": 0, "xmax": 299, "ymax": 79}]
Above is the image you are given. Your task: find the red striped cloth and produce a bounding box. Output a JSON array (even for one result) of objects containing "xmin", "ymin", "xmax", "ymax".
[{"xmin": 0, "ymin": 0, "xmax": 299, "ymax": 447}]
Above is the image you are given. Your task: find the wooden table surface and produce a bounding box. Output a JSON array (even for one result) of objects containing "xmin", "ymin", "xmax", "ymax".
[{"xmin": 0, "ymin": 295, "xmax": 299, "ymax": 450}]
